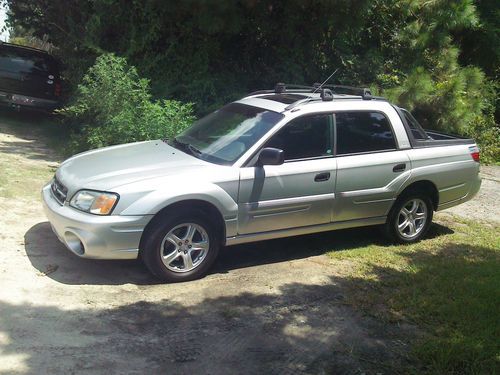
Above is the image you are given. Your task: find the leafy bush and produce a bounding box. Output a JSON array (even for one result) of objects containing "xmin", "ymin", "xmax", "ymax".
[
  {"xmin": 465, "ymin": 115, "xmax": 500, "ymax": 165},
  {"xmin": 463, "ymin": 80, "xmax": 500, "ymax": 165},
  {"xmin": 59, "ymin": 53, "xmax": 194, "ymax": 153}
]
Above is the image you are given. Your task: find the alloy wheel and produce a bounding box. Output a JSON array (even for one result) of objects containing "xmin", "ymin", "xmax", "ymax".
[
  {"xmin": 396, "ymin": 198, "xmax": 428, "ymax": 239},
  {"xmin": 160, "ymin": 223, "xmax": 209, "ymax": 273}
]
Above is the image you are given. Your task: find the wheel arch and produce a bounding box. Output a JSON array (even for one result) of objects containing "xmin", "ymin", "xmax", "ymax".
[
  {"xmin": 139, "ymin": 199, "xmax": 227, "ymax": 253},
  {"xmin": 397, "ymin": 180, "xmax": 439, "ymax": 210}
]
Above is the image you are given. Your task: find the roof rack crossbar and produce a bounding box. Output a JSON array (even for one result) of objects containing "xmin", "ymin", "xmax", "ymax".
[
  {"xmin": 0, "ymin": 41, "xmax": 50, "ymax": 54},
  {"xmin": 245, "ymin": 82, "xmax": 386, "ymax": 103},
  {"xmin": 269, "ymin": 83, "xmax": 376, "ymax": 99},
  {"xmin": 322, "ymin": 84, "xmax": 373, "ymax": 100}
]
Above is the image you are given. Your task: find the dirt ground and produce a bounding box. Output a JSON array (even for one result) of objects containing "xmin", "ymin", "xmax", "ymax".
[
  {"xmin": 0, "ymin": 111, "xmax": 498, "ymax": 374},
  {"xmin": 444, "ymin": 165, "xmax": 500, "ymax": 224}
]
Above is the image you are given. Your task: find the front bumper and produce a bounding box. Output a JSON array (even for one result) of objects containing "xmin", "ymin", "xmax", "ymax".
[{"xmin": 42, "ymin": 184, "xmax": 153, "ymax": 259}]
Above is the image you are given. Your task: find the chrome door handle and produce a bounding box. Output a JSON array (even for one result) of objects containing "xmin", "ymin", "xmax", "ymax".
[{"xmin": 314, "ymin": 172, "xmax": 330, "ymax": 182}]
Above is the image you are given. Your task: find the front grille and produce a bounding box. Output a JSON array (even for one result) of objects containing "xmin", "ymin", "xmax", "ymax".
[{"xmin": 51, "ymin": 176, "xmax": 68, "ymax": 205}]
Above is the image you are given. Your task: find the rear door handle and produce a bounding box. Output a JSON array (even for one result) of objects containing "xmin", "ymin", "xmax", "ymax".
[
  {"xmin": 314, "ymin": 172, "xmax": 330, "ymax": 182},
  {"xmin": 393, "ymin": 163, "xmax": 406, "ymax": 172}
]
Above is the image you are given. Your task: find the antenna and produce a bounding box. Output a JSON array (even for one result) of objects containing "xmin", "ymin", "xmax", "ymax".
[
  {"xmin": 311, "ymin": 68, "xmax": 339, "ymax": 94},
  {"xmin": 289, "ymin": 68, "xmax": 339, "ymax": 108}
]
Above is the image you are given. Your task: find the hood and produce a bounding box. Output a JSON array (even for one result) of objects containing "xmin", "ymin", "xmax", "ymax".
[{"xmin": 56, "ymin": 140, "xmax": 208, "ymax": 192}]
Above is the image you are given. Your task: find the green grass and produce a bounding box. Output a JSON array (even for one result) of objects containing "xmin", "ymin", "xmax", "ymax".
[
  {"xmin": 327, "ymin": 216, "xmax": 500, "ymax": 374},
  {"xmin": 0, "ymin": 153, "xmax": 56, "ymax": 199}
]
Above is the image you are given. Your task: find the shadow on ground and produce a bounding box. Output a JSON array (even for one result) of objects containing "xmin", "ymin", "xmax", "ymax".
[
  {"xmin": 24, "ymin": 222, "xmax": 155, "ymax": 286},
  {"xmin": 10, "ymin": 237, "xmax": 498, "ymax": 374},
  {"xmin": 215, "ymin": 221, "xmax": 453, "ymax": 275},
  {"xmin": 24, "ymin": 220, "xmax": 453, "ymax": 286},
  {"xmin": 0, "ymin": 276, "xmax": 415, "ymax": 374}
]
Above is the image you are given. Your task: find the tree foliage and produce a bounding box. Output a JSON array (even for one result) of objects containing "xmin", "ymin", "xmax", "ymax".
[
  {"xmin": 60, "ymin": 53, "xmax": 194, "ymax": 152},
  {"xmin": 4, "ymin": 0, "xmax": 499, "ymax": 161}
]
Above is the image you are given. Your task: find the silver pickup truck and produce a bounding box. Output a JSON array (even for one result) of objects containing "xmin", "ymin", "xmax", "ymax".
[{"xmin": 42, "ymin": 84, "xmax": 481, "ymax": 282}]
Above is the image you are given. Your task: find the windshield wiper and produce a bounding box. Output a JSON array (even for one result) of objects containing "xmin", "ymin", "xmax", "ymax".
[
  {"xmin": 172, "ymin": 137, "xmax": 202, "ymax": 158},
  {"xmin": 187, "ymin": 143, "xmax": 202, "ymax": 157}
]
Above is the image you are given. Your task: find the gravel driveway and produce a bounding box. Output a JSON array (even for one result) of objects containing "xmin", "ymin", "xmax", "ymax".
[{"xmin": 0, "ymin": 111, "xmax": 497, "ymax": 374}]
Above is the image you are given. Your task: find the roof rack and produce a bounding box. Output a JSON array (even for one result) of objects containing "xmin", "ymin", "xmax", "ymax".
[
  {"xmin": 247, "ymin": 83, "xmax": 384, "ymax": 101},
  {"xmin": 0, "ymin": 41, "xmax": 50, "ymax": 54}
]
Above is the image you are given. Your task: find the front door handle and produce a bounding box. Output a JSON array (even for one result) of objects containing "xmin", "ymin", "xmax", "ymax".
[
  {"xmin": 314, "ymin": 172, "xmax": 330, "ymax": 182},
  {"xmin": 393, "ymin": 163, "xmax": 406, "ymax": 172}
]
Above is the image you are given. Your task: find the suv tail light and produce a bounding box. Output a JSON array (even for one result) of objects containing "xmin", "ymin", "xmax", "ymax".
[
  {"xmin": 54, "ymin": 82, "xmax": 62, "ymax": 97},
  {"xmin": 469, "ymin": 145, "xmax": 480, "ymax": 163}
]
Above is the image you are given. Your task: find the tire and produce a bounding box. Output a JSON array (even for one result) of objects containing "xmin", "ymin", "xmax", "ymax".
[
  {"xmin": 141, "ymin": 209, "xmax": 220, "ymax": 282},
  {"xmin": 384, "ymin": 192, "xmax": 434, "ymax": 244}
]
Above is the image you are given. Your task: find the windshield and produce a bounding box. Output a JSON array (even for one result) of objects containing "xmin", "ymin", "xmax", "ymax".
[{"xmin": 173, "ymin": 103, "xmax": 284, "ymax": 165}]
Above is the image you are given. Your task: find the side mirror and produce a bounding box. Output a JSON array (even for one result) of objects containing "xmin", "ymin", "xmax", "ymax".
[{"xmin": 258, "ymin": 147, "xmax": 284, "ymax": 166}]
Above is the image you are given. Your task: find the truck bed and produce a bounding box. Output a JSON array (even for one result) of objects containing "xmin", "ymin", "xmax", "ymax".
[
  {"xmin": 393, "ymin": 106, "xmax": 476, "ymax": 148},
  {"xmin": 412, "ymin": 129, "xmax": 476, "ymax": 148}
]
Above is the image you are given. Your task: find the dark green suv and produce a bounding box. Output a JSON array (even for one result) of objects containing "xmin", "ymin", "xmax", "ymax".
[{"xmin": 0, "ymin": 42, "xmax": 61, "ymax": 111}]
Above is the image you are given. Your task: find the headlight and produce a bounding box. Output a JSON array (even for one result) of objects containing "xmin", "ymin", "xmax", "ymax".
[{"xmin": 70, "ymin": 190, "xmax": 119, "ymax": 215}]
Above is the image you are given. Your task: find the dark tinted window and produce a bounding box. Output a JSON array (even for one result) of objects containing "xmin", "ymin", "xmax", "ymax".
[
  {"xmin": 335, "ymin": 112, "xmax": 396, "ymax": 155},
  {"xmin": 0, "ymin": 46, "xmax": 58, "ymax": 75},
  {"xmin": 266, "ymin": 114, "xmax": 332, "ymax": 160}
]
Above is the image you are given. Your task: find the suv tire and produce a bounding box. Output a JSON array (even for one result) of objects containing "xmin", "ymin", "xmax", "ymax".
[
  {"xmin": 141, "ymin": 209, "xmax": 220, "ymax": 282},
  {"xmin": 384, "ymin": 192, "xmax": 434, "ymax": 244}
]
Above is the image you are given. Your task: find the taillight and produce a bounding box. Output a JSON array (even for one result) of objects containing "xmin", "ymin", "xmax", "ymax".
[
  {"xmin": 469, "ymin": 145, "xmax": 480, "ymax": 163},
  {"xmin": 54, "ymin": 82, "xmax": 62, "ymax": 97}
]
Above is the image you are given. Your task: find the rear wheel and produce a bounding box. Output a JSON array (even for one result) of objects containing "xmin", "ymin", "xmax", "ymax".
[
  {"xmin": 141, "ymin": 210, "xmax": 220, "ymax": 282},
  {"xmin": 384, "ymin": 193, "xmax": 433, "ymax": 243}
]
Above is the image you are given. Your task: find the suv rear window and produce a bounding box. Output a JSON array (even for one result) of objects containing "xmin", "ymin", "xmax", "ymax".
[
  {"xmin": 335, "ymin": 112, "xmax": 396, "ymax": 155},
  {"xmin": 0, "ymin": 46, "xmax": 58, "ymax": 75}
]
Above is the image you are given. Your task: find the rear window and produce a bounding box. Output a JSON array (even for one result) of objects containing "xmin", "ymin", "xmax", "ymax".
[
  {"xmin": 335, "ymin": 112, "xmax": 396, "ymax": 155},
  {"xmin": 401, "ymin": 108, "xmax": 428, "ymax": 140},
  {"xmin": 0, "ymin": 46, "xmax": 58, "ymax": 75}
]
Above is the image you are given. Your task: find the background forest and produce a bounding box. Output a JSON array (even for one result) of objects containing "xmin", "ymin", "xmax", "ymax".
[{"xmin": 3, "ymin": 0, "xmax": 499, "ymax": 162}]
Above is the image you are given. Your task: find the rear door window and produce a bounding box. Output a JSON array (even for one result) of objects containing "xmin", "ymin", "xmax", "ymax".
[{"xmin": 335, "ymin": 112, "xmax": 396, "ymax": 155}]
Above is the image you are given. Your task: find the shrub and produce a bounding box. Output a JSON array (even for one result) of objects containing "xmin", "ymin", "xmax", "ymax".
[
  {"xmin": 59, "ymin": 53, "xmax": 194, "ymax": 153},
  {"xmin": 466, "ymin": 115, "xmax": 500, "ymax": 165},
  {"xmin": 464, "ymin": 79, "xmax": 500, "ymax": 165}
]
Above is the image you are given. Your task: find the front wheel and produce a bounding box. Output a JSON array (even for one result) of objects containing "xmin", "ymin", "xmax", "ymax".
[
  {"xmin": 141, "ymin": 211, "xmax": 220, "ymax": 282},
  {"xmin": 384, "ymin": 193, "xmax": 433, "ymax": 243}
]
